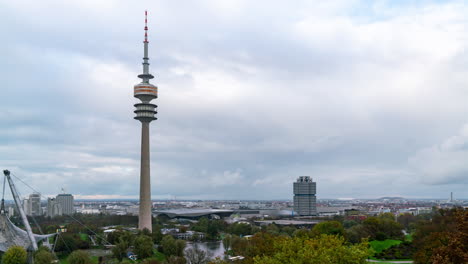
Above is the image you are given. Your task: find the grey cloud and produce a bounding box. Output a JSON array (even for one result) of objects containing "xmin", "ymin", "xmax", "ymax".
[{"xmin": 1, "ymin": 0, "xmax": 468, "ymax": 199}]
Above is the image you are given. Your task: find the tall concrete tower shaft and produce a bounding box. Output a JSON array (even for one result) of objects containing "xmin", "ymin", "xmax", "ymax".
[{"xmin": 134, "ymin": 11, "xmax": 158, "ymax": 232}]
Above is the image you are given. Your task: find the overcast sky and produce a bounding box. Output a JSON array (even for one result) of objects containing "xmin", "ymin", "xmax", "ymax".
[{"xmin": 1, "ymin": 0, "xmax": 467, "ymax": 200}]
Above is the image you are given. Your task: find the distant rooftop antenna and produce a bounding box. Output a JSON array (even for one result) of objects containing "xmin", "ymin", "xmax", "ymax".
[{"xmin": 144, "ymin": 10, "xmax": 148, "ymax": 43}]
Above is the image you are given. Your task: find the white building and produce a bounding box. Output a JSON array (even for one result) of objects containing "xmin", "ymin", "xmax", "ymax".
[
  {"xmin": 56, "ymin": 194, "xmax": 74, "ymax": 215},
  {"xmin": 47, "ymin": 198, "xmax": 63, "ymax": 217}
]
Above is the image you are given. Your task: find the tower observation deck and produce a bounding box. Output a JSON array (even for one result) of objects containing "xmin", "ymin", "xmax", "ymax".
[{"xmin": 134, "ymin": 11, "xmax": 157, "ymax": 232}]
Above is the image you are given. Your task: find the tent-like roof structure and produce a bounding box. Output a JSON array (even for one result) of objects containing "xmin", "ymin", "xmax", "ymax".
[{"xmin": 0, "ymin": 213, "xmax": 54, "ymax": 252}]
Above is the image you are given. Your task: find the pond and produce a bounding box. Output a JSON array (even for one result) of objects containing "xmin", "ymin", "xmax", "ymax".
[{"xmin": 185, "ymin": 241, "xmax": 226, "ymax": 259}]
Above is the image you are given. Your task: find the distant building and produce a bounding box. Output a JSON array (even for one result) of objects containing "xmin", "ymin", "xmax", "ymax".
[
  {"xmin": 47, "ymin": 198, "xmax": 62, "ymax": 217},
  {"xmin": 8, "ymin": 206, "xmax": 14, "ymax": 217},
  {"xmin": 173, "ymin": 231, "xmax": 205, "ymax": 240},
  {"xmin": 29, "ymin": 193, "xmax": 42, "ymax": 216},
  {"xmin": 54, "ymin": 193, "xmax": 74, "ymax": 215},
  {"xmin": 293, "ymin": 176, "xmax": 317, "ymax": 216},
  {"xmin": 22, "ymin": 198, "xmax": 31, "ymax": 216}
]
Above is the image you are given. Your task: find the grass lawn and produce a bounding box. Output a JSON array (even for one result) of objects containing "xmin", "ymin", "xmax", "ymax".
[
  {"xmin": 78, "ymin": 233, "xmax": 89, "ymax": 241},
  {"xmin": 153, "ymin": 250, "xmax": 166, "ymax": 261},
  {"xmin": 369, "ymin": 239, "xmax": 402, "ymax": 254},
  {"xmin": 405, "ymin": 234, "xmax": 413, "ymax": 242}
]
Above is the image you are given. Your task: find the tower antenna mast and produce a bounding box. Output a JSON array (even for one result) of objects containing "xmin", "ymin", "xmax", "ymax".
[{"xmin": 133, "ymin": 10, "xmax": 158, "ymax": 232}]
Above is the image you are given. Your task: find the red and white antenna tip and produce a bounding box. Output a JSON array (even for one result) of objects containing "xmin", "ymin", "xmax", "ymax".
[{"xmin": 144, "ymin": 11, "xmax": 148, "ymax": 43}]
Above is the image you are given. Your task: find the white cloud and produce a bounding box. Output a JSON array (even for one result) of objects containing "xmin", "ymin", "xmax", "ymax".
[{"xmin": 409, "ymin": 124, "xmax": 468, "ymax": 185}]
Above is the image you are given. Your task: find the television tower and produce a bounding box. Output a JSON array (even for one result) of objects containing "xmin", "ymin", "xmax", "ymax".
[{"xmin": 134, "ymin": 11, "xmax": 157, "ymax": 232}]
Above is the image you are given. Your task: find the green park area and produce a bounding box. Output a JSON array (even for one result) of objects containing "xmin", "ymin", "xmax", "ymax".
[
  {"xmin": 370, "ymin": 239, "xmax": 403, "ymax": 254},
  {"xmin": 1, "ymin": 208, "xmax": 466, "ymax": 264}
]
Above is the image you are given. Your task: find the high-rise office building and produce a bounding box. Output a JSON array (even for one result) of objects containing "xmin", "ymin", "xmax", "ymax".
[
  {"xmin": 22, "ymin": 198, "xmax": 31, "ymax": 216},
  {"xmin": 29, "ymin": 193, "xmax": 41, "ymax": 216},
  {"xmin": 293, "ymin": 176, "xmax": 317, "ymax": 216},
  {"xmin": 47, "ymin": 198, "xmax": 63, "ymax": 217},
  {"xmin": 133, "ymin": 11, "xmax": 158, "ymax": 232},
  {"xmin": 56, "ymin": 194, "xmax": 74, "ymax": 215}
]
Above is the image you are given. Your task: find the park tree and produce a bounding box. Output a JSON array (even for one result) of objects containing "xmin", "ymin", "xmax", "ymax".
[
  {"xmin": 2, "ymin": 246, "xmax": 27, "ymax": 264},
  {"xmin": 160, "ymin": 235, "xmax": 186, "ymax": 257},
  {"xmin": 280, "ymin": 226, "xmax": 296, "ymax": 237},
  {"xmin": 343, "ymin": 219, "xmax": 358, "ymax": 229},
  {"xmin": 264, "ymin": 224, "xmax": 279, "ymax": 236},
  {"xmin": 292, "ymin": 228, "xmax": 314, "ymax": 239},
  {"xmin": 361, "ymin": 216, "xmax": 403, "ymax": 241},
  {"xmin": 346, "ymin": 224, "xmax": 370, "ymax": 244},
  {"xmin": 413, "ymin": 208, "xmax": 468, "ymax": 264},
  {"xmin": 312, "ymin": 221, "xmax": 345, "ymax": 237},
  {"xmin": 229, "ymin": 223, "xmax": 252, "ymax": 236},
  {"xmin": 112, "ymin": 237, "xmax": 129, "ymax": 261},
  {"xmin": 134, "ymin": 235, "xmax": 154, "ymax": 259},
  {"xmin": 54, "ymin": 233, "xmax": 78, "ymax": 253},
  {"xmin": 152, "ymin": 228, "xmax": 164, "ymax": 244},
  {"xmin": 164, "ymin": 256, "xmax": 187, "ymax": 264},
  {"xmin": 67, "ymin": 250, "xmax": 92, "ymax": 264},
  {"xmin": 397, "ymin": 213, "xmax": 418, "ymax": 232},
  {"xmin": 34, "ymin": 247, "xmax": 55, "ymax": 264},
  {"xmin": 192, "ymin": 218, "xmax": 209, "ymax": 233},
  {"xmin": 140, "ymin": 228, "xmax": 152, "ymax": 236},
  {"xmin": 230, "ymin": 232, "xmax": 277, "ymax": 263},
  {"xmin": 253, "ymin": 234, "xmax": 369, "ymax": 264}
]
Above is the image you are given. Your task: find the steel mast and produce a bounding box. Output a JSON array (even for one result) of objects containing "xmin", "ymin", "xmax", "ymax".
[{"xmin": 3, "ymin": 170, "xmax": 38, "ymax": 251}]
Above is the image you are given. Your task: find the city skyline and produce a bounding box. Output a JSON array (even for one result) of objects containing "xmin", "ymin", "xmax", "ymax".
[{"xmin": 1, "ymin": 1, "xmax": 468, "ymax": 200}]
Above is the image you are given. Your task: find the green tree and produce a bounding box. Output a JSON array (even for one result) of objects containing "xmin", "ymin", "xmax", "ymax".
[
  {"xmin": 67, "ymin": 250, "xmax": 92, "ymax": 264},
  {"xmin": 346, "ymin": 224, "xmax": 370, "ymax": 244},
  {"xmin": 54, "ymin": 233, "xmax": 78, "ymax": 253},
  {"xmin": 175, "ymin": 240, "xmax": 186, "ymax": 257},
  {"xmin": 265, "ymin": 224, "xmax": 279, "ymax": 236},
  {"xmin": 229, "ymin": 223, "xmax": 252, "ymax": 236},
  {"xmin": 112, "ymin": 237, "xmax": 129, "ymax": 261},
  {"xmin": 134, "ymin": 235, "xmax": 154, "ymax": 259},
  {"xmin": 343, "ymin": 220, "xmax": 358, "ymax": 229},
  {"xmin": 280, "ymin": 226, "xmax": 296, "ymax": 237},
  {"xmin": 253, "ymin": 234, "xmax": 369, "ymax": 264},
  {"xmin": 160, "ymin": 235, "xmax": 186, "ymax": 257},
  {"xmin": 152, "ymin": 229, "xmax": 164, "ymax": 244},
  {"xmin": 34, "ymin": 247, "xmax": 54, "ymax": 264},
  {"xmin": 312, "ymin": 221, "xmax": 345, "ymax": 236},
  {"xmin": 192, "ymin": 218, "xmax": 209, "ymax": 233},
  {"xmin": 397, "ymin": 213, "xmax": 417, "ymax": 232},
  {"xmin": 2, "ymin": 246, "xmax": 27, "ymax": 264}
]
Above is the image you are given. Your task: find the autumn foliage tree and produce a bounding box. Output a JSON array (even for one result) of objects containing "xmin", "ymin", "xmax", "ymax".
[{"xmin": 412, "ymin": 208, "xmax": 468, "ymax": 264}]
